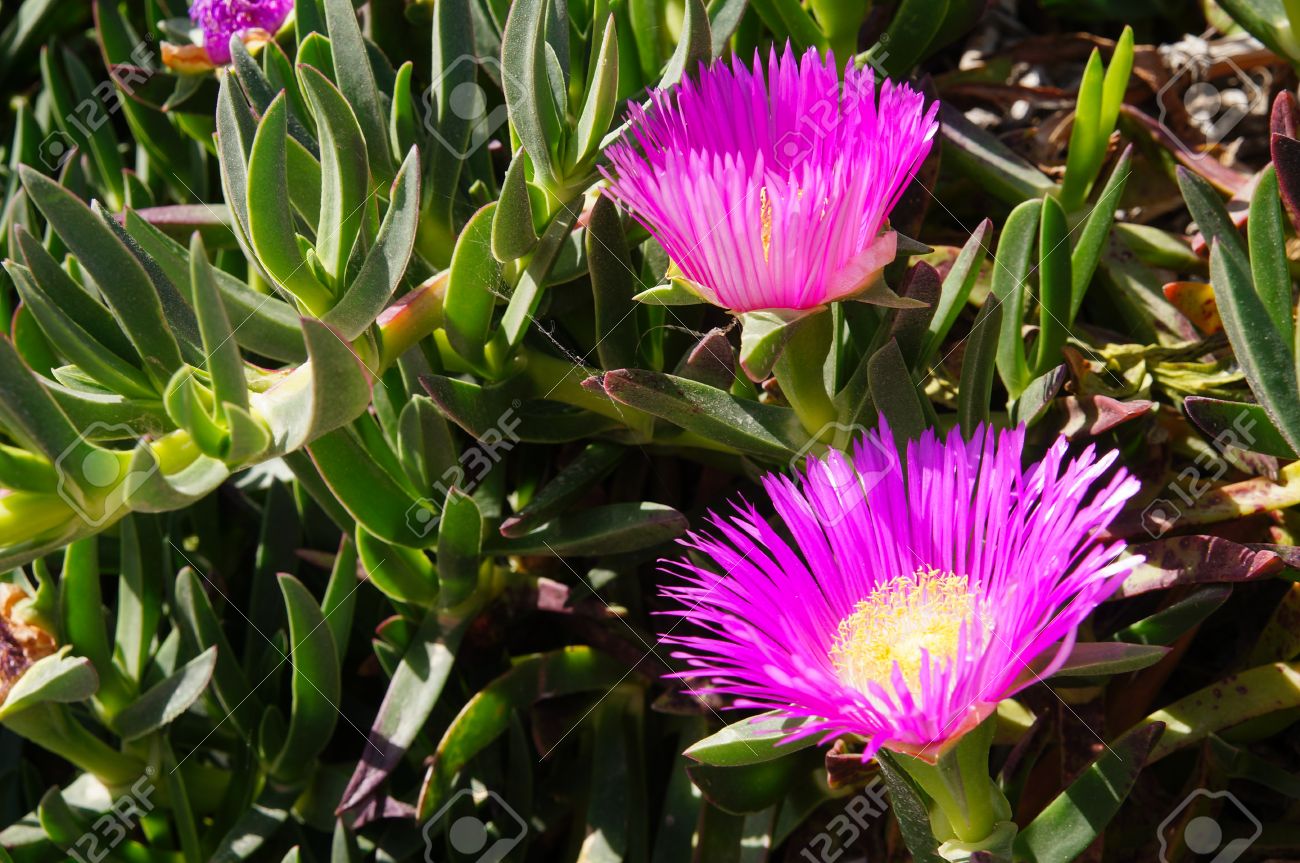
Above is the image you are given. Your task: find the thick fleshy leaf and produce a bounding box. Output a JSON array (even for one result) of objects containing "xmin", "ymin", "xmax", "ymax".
[
  {"xmin": 269, "ymin": 574, "xmax": 341, "ymax": 780},
  {"xmin": 684, "ymin": 711, "xmax": 819, "ymax": 767},
  {"xmin": 600, "ymin": 369, "xmax": 803, "ymax": 458},
  {"xmin": 1014, "ymin": 723, "xmax": 1161, "ymax": 863},
  {"xmin": 419, "ymin": 646, "xmax": 628, "ymax": 819},
  {"xmin": 491, "ymin": 502, "xmax": 687, "ymax": 556},
  {"xmin": 113, "ymin": 647, "xmax": 217, "ymax": 740}
]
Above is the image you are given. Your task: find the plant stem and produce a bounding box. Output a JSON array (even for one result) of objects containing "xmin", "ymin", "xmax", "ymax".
[{"xmin": 774, "ymin": 309, "xmax": 838, "ymax": 439}]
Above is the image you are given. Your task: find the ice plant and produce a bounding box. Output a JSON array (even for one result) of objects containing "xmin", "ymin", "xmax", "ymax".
[
  {"xmin": 661, "ymin": 423, "xmax": 1141, "ymax": 856},
  {"xmin": 602, "ymin": 44, "xmax": 938, "ymax": 313},
  {"xmin": 177, "ymin": 0, "xmax": 292, "ymax": 67}
]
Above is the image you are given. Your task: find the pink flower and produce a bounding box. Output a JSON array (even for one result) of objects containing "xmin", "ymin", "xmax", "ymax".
[
  {"xmin": 660, "ymin": 423, "xmax": 1141, "ymax": 758},
  {"xmin": 602, "ymin": 45, "xmax": 938, "ymax": 313},
  {"xmin": 189, "ymin": 0, "xmax": 292, "ymax": 65}
]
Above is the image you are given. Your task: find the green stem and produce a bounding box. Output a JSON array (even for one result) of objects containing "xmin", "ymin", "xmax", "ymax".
[
  {"xmin": 5, "ymin": 703, "xmax": 144, "ymax": 788},
  {"xmin": 889, "ymin": 717, "xmax": 1016, "ymax": 860},
  {"xmin": 774, "ymin": 309, "xmax": 838, "ymax": 439}
]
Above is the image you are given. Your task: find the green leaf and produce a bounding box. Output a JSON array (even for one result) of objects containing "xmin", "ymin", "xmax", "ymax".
[
  {"xmin": 7, "ymin": 263, "xmax": 155, "ymax": 399},
  {"xmin": 437, "ymin": 488, "xmax": 483, "ymax": 606},
  {"xmin": 113, "ymin": 647, "xmax": 217, "ymax": 740},
  {"xmin": 0, "ymin": 333, "xmax": 87, "ymax": 464},
  {"xmin": 939, "ymin": 104, "xmax": 1055, "ymax": 205},
  {"xmin": 189, "ymin": 234, "xmax": 250, "ymax": 415},
  {"xmin": 1059, "ymin": 50, "xmax": 1103, "ymax": 211},
  {"xmin": 19, "ymin": 166, "xmax": 185, "ymax": 386},
  {"xmin": 496, "ymin": 203, "xmax": 582, "ymax": 350},
  {"xmin": 41, "ymin": 47, "xmax": 125, "ymax": 210},
  {"xmin": 1070, "ymin": 146, "xmax": 1131, "ymax": 321},
  {"xmin": 0, "ymin": 648, "xmax": 98, "ymax": 720},
  {"xmin": 1033, "ymin": 195, "xmax": 1071, "ymax": 375},
  {"xmin": 688, "ymin": 749, "xmax": 822, "ymax": 816},
  {"xmin": 659, "ymin": 0, "xmax": 710, "ymax": 87},
  {"xmin": 1032, "ymin": 642, "xmax": 1170, "ymax": 679},
  {"xmin": 571, "ymin": 14, "xmax": 620, "ymax": 168},
  {"xmin": 246, "ymin": 95, "xmax": 333, "ymax": 315},
  {"xmin": 258, "ymin": 318, "xmax": 373, "ymax": 452},
  {"xmin": 748, "ymin": 0, "xmax": 826, "ymax": 53},
  {"xmin": 921, "ymin": 219, "xmax": 991, "ymax": 367},
  {"xmin": 492, "ymin": 151, "xmax": 540, "ymax": 261},
  {"xmin": 420, "ymin": 646, "xmax": 628, "ymax": 819},
  {"xmin": 445, "ymin": 204, "xmax": 504, "ymax": 369},
  {"xmin": 323, "ymin": 146, "xmax": 422, "ymax": 340},
  {"xmin": 492, "ymin": 501, "xmax": 687, "ymax": 555},
  {"xmin": 174, "ymin": 566, "xmax": 257, "ymax": 736},
  {"xmin": 684, "ymin": 711, "xmax": 820, "ymax": 767},
  {"xmin": 122, "ymin": 208, "xmax": 307, "ymax": 364},
  {"xmin": 587, "ymin": 193, "xmax": 641, "ymax": 371},
  {"xmin": 1111, "ymin": 586, "xmax": 1231, "ymax": 646},
  {"xmin": 270, "ymin": 574, "xmax": 341, "ymax": 780},
  {"xmin": 299, "ymin": 64, "xmax": 369, "ymax": 284},
  {"xmin": 957, "ymin": 298, "xmax": 1003, "ymax": 435},
  {"xmin": 339, "ymin": 611, "xmax": 470, "ymax": 813},
  {"xmin": 991, "ymin": 198, "xmax": 1042, "ymax": 399},
  {"xmin": 868, "ymin": 340, "xmax": 926, "ymax": 442},
  {"xmin": 1209, "ymin": 241, "xmax": 1300, "ymax": 455},
  {"xmin": 1131, "ymin": 661, "xmax": 1300, "ymax": 762},
  {"xmin": 1014, "ymin": 723, "xmax": 1161, "ymax": 863},
  {"xmin": 601, "ymin": 369, "xmax": 803, "ymax": 458},
  {"xmin": 500, "ymin": 441, "xmax": 624, "ymax": 537},
  {"xmin": 356, "ymin": 523, "xmax": 439, "ymax": 604},
  {"xmin": 311, "ymin": 425, "xmax": 432, "ymax": 547},
  {"xmin": 875, "ymin": 0, "xmax": 947, "ymax": 78},
  {"xmin": 633, "ymin": 280, "xmax": 707, "ymax": 305},
  {"xmin": 502, "ymin": 0, "xmax": 559, "ymax": 186},
  {"xmin": 876, "ymin": 751, "xmax": 944, "ymax": 863},
  {"xmin": 322, "ymin": 0, "xmax": 394, "ymax": 182},
  {"xmin": 13, "ymin": 226, "xmax": 137, "ymax": 362},
  {"xmin": 1184, "ymin": 396, "xmax": 1298, "ymax": 458},
  {"xmin": 1178, "ymin": 166, "xmax": 1248, "ymax": 261},
  {"xmin": 1249, "ymin": 166, "xmax": 1295, "ymax": 341}
]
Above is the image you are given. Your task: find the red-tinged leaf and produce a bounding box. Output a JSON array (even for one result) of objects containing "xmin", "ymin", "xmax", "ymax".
[
  {"xmin": 1162, "ymin": 281, "xmax": 1222, "ymax": 334},
  {"xmin": 1059, "ymin": 395, "xmax": 1153, "ymax": 438},
  {"xmin": 1272, "ymin": 132, "xmax": 1300, "ymax": 233},
  {"xmin": 1121, "ymin": 105, "xmax": 1252, "ymax": 195},
  {"xmin": 1110, "ymin": 536, "xmax": 1285, "ymax": 598}
]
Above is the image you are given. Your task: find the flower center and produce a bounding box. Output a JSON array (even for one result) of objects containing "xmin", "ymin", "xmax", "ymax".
[{"xmin": 830, "ymin": 568, "xmax": 986, "ymax": 693}]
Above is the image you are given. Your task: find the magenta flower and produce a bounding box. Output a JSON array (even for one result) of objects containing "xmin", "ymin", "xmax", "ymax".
[
  {"xmin": 661, "ymin": 423, "xmax": 1141, "ymax": 759},
  {"xmin": 189, "ymin": 0, "xmax": 292, "ymax": 65},
  {"xmin": 602, "ymin": 45, "xmax": 938, "ymax": 313}
]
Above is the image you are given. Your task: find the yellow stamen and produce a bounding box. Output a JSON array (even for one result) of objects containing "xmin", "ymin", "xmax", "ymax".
[
  {"xmin": 830, "ymin": 568, "xmax": 987, "ymax": 693},
  {"xmin": 760, "ymin": 187, "xmax": 773, "ymax": 262}
]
